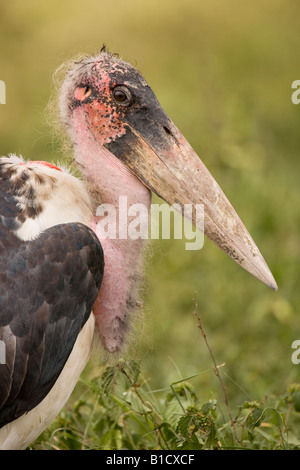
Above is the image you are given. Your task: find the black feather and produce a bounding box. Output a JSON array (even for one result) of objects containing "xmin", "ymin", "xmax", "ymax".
[{"xmin": 0, "ymin": 162, "xmax": 104, "ymax": 428}]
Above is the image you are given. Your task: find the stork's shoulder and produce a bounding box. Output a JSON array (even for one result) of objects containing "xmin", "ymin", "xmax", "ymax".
[
  {"xmin": 0, "ymin": 222, "xmax": 104, "ymax": 430},
  {"xmin": 0, "ymin": 154, "xmax": 93, "ymax": 240},
  {"xmin": 0, "ymin": 155, "xmax": 105, "ymax": 435}
]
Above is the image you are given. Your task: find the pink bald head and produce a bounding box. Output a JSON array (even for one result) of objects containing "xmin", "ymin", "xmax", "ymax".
[{"xmin": 58, "ymin": 49, "xmax": 277, "ymax": 353}]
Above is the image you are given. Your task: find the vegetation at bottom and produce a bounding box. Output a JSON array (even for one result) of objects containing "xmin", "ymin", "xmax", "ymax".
[
  {"xmin": 32, "ymin": 301, "xmax": 300, "ymax": 451},
  {"xmin": 31, "ymin": 358, "xmax": 300, "ymax": 450}
]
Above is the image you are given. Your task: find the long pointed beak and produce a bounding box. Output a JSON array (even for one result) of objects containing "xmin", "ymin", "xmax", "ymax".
[{"xmin": 104, "ymin": 117, "xmax": 277, "ymax": 291}]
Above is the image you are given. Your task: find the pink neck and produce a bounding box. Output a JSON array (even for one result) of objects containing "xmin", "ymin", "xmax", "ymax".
[{"xmin": 71, "ymin": 113, "xmax": 151, "ymax": 353}]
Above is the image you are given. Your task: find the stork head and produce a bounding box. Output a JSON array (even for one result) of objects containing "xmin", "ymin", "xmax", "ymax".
[{"xmin": 59, "ymin": 50, "xmax": 277, "ymax": 291}]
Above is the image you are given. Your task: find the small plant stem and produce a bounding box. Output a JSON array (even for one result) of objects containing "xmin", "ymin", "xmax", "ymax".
[
  {"xmin": 193, "ymin": 291, "xmax": 241, "ymax": 444},
  {"xmin": 119, "ymin": 362, "xmax": 170, "ymax": 449}
]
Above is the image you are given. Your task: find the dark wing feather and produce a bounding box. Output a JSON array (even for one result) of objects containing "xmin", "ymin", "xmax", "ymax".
[{"xmin": 0, "ymin": 222, "xmax": 104, "ymax": 428}]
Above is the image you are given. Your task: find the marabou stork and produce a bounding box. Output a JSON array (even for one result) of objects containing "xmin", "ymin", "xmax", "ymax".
[{"xmin": 0, "ymin": 51, "xmax": 277, "ymax": 449}]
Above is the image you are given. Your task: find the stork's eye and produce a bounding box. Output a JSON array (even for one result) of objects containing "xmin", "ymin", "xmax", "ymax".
[
  {"xmin": 74, "ymin": 85, "xmax": 93, "ymax": 101},
  {"xmin": 112, "ymin": 86, "xmax": 132, "ymax": 106}
]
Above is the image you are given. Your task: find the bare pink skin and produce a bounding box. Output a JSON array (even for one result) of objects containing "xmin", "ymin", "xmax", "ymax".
[
  {"xmin": 59, "ymin": 52, "xmax": 278, "ymax": 357},
  {"xmin": 73, "ymin": 65, "xmax": 128, "ymax": 145},
  {"xmin": 71, "ymin": 106, "xmax": 151, "ymax": 353}
]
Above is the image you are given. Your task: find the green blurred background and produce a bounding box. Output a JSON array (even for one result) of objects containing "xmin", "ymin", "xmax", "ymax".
[{"xmin": 0, "ymin": 0, "xmax": 299, "ymax": 408}]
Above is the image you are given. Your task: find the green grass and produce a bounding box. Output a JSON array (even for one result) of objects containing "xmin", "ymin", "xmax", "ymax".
[
  {"xmin": 33, "ymin": 297, "xmax": 300, "ymax": 451},
  {"xmin": 32, "ymin": 297, "xmax": 300, "ymax": 450},
  {"xmin": 32, "ymin": 353, "xmax": 300, "ymax": 450},
  {"xmin": 1, "ymin": 0, "xmax": 300, "ymax": 451}
]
